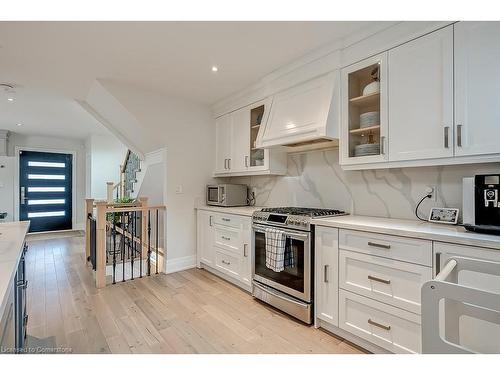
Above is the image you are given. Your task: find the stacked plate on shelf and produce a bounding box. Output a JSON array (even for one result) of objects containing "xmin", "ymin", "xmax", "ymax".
[
  {"xmin": 354, "ymin": 143, "xmax": 380, "ymax": 157},
  {"xmin": 359, "ymin": 111, "xmax": 380, "ymax": 128}
]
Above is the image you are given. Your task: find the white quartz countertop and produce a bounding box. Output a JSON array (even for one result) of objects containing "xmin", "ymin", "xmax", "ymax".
[
  {"xmin": 196, "ymin": 205, "xmax": 263, "ymax": 217},
  {"xmin": 0, "ymin": 221, "xmax": 30, "ymax": 318},
  {"xmin": 313, "ymin": 215, "xmax": 500, "ymax": 250}
]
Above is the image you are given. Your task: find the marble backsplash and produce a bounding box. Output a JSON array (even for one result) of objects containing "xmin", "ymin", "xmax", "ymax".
[{"xmin": 224, "ymin": 149, "xmax": 500, "ymax": 221}]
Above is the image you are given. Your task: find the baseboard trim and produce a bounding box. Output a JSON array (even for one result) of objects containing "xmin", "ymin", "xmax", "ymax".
[{"xmin": 165, "ymin": 254, "xmax": 196, "ymax": 274}]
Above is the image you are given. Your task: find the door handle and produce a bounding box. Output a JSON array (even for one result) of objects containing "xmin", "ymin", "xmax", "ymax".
[
  {"xmin": 224, "ymin": 159, "xmax": 228, "ymax": 170},
  {"xmin": 368, "ymin": 275, "xmax": 391, "ymax": 284},
  {"xmin": 380, "ymin": 136, "xmax": 386, "ymax": 155},
  {"xmin": 457, "ymin": 124, "xmax": 463, "ymax": 147},
  {"xmin": 228, "ymin": 158, "xmax": 231, "ymax": 170},
  {"xmin": 324, "ymin": 265, "xmax": 329, "ymax": 283},
  {"xmin": 243, "ymin": 244, "xmax": 248, "ymax": 257},
  {"xmin": 21, "ymin": 186, "xmax": 26, "ymax": 205},
  {"xmin": 367, "ymin": 241, "xmax": 391, "ymax": 249},
  {"xmin": 209, "ymin": 215, "xmax": 213, "ymax": 227},
  {"xmin": 435, "ymin": 252, "xmax": 441, "ymax": 275},
  {"xmin": 245, "ymin": 155, "xmax": 249, "ymax": 168},
  {"xmin": 444, "ymin": 126, "xmax": 450, "ymax": 148}
]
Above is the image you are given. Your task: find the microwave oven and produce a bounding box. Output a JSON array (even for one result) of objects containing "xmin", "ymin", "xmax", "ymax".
[{"xmin": 206, "ymin": 184, "xmax": 248, "ymax": 207}]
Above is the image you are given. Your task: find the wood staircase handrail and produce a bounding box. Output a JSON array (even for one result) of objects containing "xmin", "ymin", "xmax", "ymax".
[
  {"xmin": 105, "ymin": 205, "xmax": 166, "ymax": 213},
  {"xmin": 120, "ymin": 149, "xmax": 131, "ymax": 173}
]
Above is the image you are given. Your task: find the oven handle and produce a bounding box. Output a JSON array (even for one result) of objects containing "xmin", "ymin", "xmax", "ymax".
[
  {"xmin": 253, "ymin": 281, "xmax": 309, "ymax": 308},
  {"xmin": 252, "ymin": 223, "xmax": 310, "ymax": 239}
]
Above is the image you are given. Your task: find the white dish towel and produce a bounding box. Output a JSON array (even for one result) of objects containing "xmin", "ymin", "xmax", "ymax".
[{"xmin": 265, "ymin": 227, "xmax": 287, "ymax": 272}]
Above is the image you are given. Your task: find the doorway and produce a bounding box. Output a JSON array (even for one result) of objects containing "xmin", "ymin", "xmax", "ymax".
[{"xmin": 19, "ymin": 150, "xmax": 73, "ymax": 233}]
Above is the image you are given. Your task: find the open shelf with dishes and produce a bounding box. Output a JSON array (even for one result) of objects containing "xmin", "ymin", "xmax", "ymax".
[
  {"xmin": 346, "ymin": 61, "xmax": 382, "ymax": 158},
  {"xmin": 250, "ymin": 104, "xmax": 265, "ymax": 167}
]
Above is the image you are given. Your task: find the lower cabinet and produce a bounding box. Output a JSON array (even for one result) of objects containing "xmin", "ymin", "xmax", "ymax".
[
  {"xmin": 315, "ymin": 226, "xmax": 339, "ymax": 327},
  {"xmin": 315, "ymin": 225, "xmax": 432, "ymax": 353},
  {"xmin": 196, "ymin": 209, "xmax": 252, "ymax": 291},
  {"xmin": 0, "ymin": 287, "xmax": 15, "ymax": 352}
]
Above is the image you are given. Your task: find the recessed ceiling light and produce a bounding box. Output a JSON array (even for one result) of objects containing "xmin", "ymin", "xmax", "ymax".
[
  {"xmin": 16, "ymin": 123, "xmax": 22, "ymax": 127},
  {"xmin": 211, "ymin": 66, "xmax": 219, "ymax": 72},
  {"xmin": 7, "ymin": 97, "xmax": 14, "ymax": 102}
]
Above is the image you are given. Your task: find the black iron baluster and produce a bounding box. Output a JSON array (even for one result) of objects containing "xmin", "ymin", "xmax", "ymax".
[
  {"xmin": 147, "ymin": 210, "xmax": 151, "ymax": 276},
  {"xmin": 130, "ymin": 211, "xmax": 135, "ymax": 280},
  {"xmin": 122, "ymin": 212, "xmax": 125, "ymax": 282},
  {"xmin": 139, "ymin": 211, "xmax": 143, "ymax": 278},
  {"xmin": 112, "ymin": 217, "xmax": 117, "ymax": 284},
  {"xmin": 156, "ymin": 209, "xmax": 159, "ymax": 274}
]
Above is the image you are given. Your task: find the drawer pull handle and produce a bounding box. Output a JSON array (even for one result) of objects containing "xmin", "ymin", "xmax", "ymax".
[
  {"xmin": 222, "ymin": 260, "xmax": 231, "ymax": 265},
  {"xmin": 244, "ymin": 244, "xmax": 248, "ymax": 257},
  {"xmin": 222, "ymin": 218, "xmax": 230, "ymax": 222},
  {"xmin": 367, "ymin": 241, "xmax": 391, "ymax": 249},
  {"xmin": 221, "ymin": 236, "xmax": 230, "ymax": 241},
  {"xmin": 368, "ymin": 318, "xmax": 391, "ymax": 331},
  {"xmin": 368, "ymin": 275, "xmax": 391, "ymax": 284},
  {"xmin": 324, "ymin": 265, "xmax": 329, "ymax": 283}
]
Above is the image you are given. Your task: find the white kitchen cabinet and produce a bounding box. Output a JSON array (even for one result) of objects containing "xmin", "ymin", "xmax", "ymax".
[
  {"xmin": 341, "ymin": 53, "xmax": 388, "ymax": 166},
  {"xmin": 315, "ymin": 226, "xmax": 339, "ymax": 327},
  {"xmin": 197, "ymin": 210, "xmax": 215, "ymax": 267},
  {"xmin": 432, "ymin": 242, "xmax": 500, "ymax": 354},
  {"xmin": 0, "ymin": 286, "xmax": 15, "ymax": 352},
  {"xmin": 215, "ymin": 113, "xmax": 233, "ymax": 174},
  {"xmin": 258, "ymin": 72, "xmax": 339, "ymax": 148},
  {"xmin": 196, "ymin": 209, "xmax": 252, "ymax": 291},
  {"xmin": 454, "ymin": 22, "xmax": 500, "ymax": 157},
  {"xmin": 388, "ymin": 26, "xmax": 454, "ymax": 161},
  {"xmin": 214, "ymin": 100, "xmax": 287, "ymax": 177}
]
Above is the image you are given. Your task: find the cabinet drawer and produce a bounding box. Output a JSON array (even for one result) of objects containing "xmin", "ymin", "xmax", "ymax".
[
  {"xmin": 213, "ymin": 225, "xmax": 240, "ymax": 254},
  {"xmin": 212, "ymin": 213, "xmax": 243, "ymax": 229},
  {"xmin": 214, "ymin": 250, "xmax": 240, "ymax": 278},
  {"xmin": 339, "ymin": 289, "xmax": 421, "ymax": 354},
  {"xmin": 339, "ymin": 229, "xmax": 432, "ymax": 266},
  {"xmin": 340, "ymin": 250, "xmax": 432, "ymax": 314}
]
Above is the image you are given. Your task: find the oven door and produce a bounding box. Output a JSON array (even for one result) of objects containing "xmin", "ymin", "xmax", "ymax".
[
  {"xmin": 206, "ymin": 186, "xmax": 222, "ymax": 205},
  {"xmin": 252, "ymin": 223, "xmax": 311, "ymax": 302}
]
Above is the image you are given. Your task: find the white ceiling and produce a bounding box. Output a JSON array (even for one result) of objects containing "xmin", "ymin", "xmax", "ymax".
[{"xmin": 0, "ymin": 21, "xmax": 393, "ymax": 139}]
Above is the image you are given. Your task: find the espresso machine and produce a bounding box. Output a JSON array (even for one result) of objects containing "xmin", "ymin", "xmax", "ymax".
[{"xmin": 463, "ymin": 174, "xmax": 500, "ymax": 235}]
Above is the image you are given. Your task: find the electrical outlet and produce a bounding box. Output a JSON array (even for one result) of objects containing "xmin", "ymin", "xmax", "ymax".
[{"xmin": 426, "ymin": 185, "xmax": 438, "ymax": 201}]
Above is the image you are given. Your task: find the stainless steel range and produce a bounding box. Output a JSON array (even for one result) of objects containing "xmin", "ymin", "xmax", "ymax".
[{"xmin": 251, "ymin": 207, "xmax": 347, "ymax": 324}]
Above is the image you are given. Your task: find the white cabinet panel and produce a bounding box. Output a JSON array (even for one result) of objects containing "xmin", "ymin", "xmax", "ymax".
[
  {"xmin": 339, "ymin": 250, "xmax": 432, "ymax": 314},
  {"xmin": 215, "ymin": 114, "xmax": 232, "ymax": 173},
  {"xmin": 455, "ymin": 22, "xmax": 500, "ymax": 157},
  {"xmin": 197, "ymin": 210, "xmax": 214, "ymax": 267},
  {"xmin": 231, "ymin": 107, "xmax": 251, "ymax": 172},
  {"xmin": 339, "ymin": 289, "xmax": 421, "ymax": 354},
  {"xmin": 214, "ymin": 225, "xmax": 241, "ymax": 254},
  {"xmin": 388, "ymin": 26, "xmax": 454, "ymax": 161},
  {"xmin": 315, "ymin": 226, "xmax": 339, "ymax": 326},
  {"xmin": 260, "ymin": 72, "xmax": 338, "ymax": 148}
]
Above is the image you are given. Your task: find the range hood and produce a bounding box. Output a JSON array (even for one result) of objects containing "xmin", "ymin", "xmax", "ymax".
[{"xmin": 256, "ymin": 71, "xmax": 339, "ymax": 150}]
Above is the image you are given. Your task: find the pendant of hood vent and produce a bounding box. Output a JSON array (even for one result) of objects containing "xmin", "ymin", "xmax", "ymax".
[{"xmin": 257, "ymin": 71, "xmax": 339, "ymax": 150}]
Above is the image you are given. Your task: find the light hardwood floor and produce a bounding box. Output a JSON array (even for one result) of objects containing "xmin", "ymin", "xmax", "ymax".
[{"xmin": 25, "ymin": 233, "xmax": 364, "ymax": 354}]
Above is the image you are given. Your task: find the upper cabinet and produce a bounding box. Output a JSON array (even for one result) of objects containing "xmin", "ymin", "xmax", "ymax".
[
  {"xmin": 257, "ymin": 72, "xmax": 339, "ymax": 148},
  {"xmin": 214, "ymin": 99, "xmax": 287, "ymax": 177},
  {"xmin": 454, "ymin": 22, "xmax": 500, "ymax": 157},
  {"xmin": 388, "ymin": 26, "xmax": 454, "ymax": 162},
  {"xmin": 341, "ymin": 53, "xmax": 388, "ymax": 165}
]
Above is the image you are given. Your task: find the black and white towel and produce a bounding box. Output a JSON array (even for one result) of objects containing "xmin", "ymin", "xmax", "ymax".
[{"xmin": 265, "ymin": 227, "xmax": 286, "ymax": 272}]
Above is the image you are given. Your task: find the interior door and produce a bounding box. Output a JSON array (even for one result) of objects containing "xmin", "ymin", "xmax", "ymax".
[
  {"xmin": 388, "ymin": 26, "xmax": 454, "ymax": 161},
  {"xmin": 454, "ymin": 22, "xmax": 500, "ymax": 156},
  {"xmin": 215, "ymin": 114, "xmax": 232, "ymax": 173},
  {"xmin": 19, "ymin": 150, "xmax": 73, "ymax": 233}
]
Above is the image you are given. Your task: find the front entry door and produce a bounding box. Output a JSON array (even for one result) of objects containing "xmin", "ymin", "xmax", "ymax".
[{"xmin": 19, "ymin": 150, "xmax": 73, "ymax": 233}]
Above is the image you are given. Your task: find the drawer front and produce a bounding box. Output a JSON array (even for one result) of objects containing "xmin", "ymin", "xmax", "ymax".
[
  {"xmin": 214, "ymin": 250, "xmax": 240, "ymax": 278},
  {"xmin": 212, "ymin": 213, "xmax": 243, "ymax": 229},
  {"xmin": 340, "ymin": 250, "xmax": 432, "ymax": 314},
  {"xmin": 214, "ymin": 225, "xmax": 240, "ymax": 254},
  {"xmin": 339, "ymin": 289, "xmax": 421, "ymax": 354},
  {"xmin": 339, "ymin": 229, "xmax": 432, "ymax": 266}
]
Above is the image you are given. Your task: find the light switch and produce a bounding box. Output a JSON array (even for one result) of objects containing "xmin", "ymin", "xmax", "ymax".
[{"xmin": 175, "ymin": 185, "xmax": 183, "ymax": 194}]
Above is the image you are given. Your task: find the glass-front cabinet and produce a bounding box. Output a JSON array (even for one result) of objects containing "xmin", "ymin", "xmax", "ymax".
[{"xmin": 340, "ymin": 52, "xmax": 388, "ymax": 165}]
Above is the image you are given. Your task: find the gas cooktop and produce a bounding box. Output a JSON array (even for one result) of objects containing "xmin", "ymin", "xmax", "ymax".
[
  {"xmin": 260, "ymin": 207, "xmax": 347, "ymax": 217},
  {"xmin": 253, "ymin": 207, "xmax": 348, "ymax": 231}
]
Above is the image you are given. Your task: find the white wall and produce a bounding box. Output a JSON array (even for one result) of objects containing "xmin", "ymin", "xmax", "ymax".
[
  {"xmin": 86, "ymin": 133, "xmax": 127, "ymax": 200},
  {"xmin": 7, "ymin": 133, "xmax": 87, "ymax": 230},
  {"xmin": 0, "ymin": 156, "xmax": 15, "ymax": 222},
  {"xmin": 86, "ymin": 81, "xmax": 216, "ymax": 271}
]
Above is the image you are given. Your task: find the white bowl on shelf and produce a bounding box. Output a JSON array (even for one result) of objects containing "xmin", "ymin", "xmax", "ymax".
[
  {"xmin": 359, "ymin": 111, "xmax": 380, "ymax": 128},
  {"xmin": 362, "ymin": 81, "xmax": 380, "ymax": 96}
]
